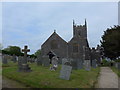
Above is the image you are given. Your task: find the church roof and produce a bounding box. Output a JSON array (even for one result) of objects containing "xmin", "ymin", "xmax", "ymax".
[{"xmin": 41, "ymin": 31, "xmax": 67, "ymax": 47}]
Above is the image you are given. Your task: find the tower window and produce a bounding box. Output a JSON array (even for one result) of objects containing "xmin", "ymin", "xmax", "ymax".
[
  {"xmin": 51, "ymin": 40, "xmax": 58, "ymax": 49},
  {"xmin": 73, "ymin": 43, "xmax": 79, "ymax": 53}
]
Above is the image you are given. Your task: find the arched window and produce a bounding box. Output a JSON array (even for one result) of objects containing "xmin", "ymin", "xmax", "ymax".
[
  {"xmin": 73, "ymin": 43, "xmax": 79, "ymax": 53},
  {"xmin": 51, "ymin": 40, "xmax": 58, "ymax": 49}
]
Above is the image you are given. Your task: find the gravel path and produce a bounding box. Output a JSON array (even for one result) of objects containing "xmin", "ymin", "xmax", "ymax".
[{"xmin": 98, "ymin": 67, "xmax": 119, "ymax": 88}]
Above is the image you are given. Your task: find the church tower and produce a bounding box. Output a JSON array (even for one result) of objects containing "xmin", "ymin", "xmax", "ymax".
[{"xmin": 73, "ymin": 19, "xmax": 87, "ymax": 39}]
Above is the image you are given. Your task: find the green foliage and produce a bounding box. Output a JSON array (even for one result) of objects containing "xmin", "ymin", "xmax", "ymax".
[
  {"xmin": 3, "ymin": 62, "xmax": 100, "ymax": 88},
  {"xmin": 101, "ymin": 59, "xmax": 110, "ymax": 66},
  {"xmin": 100, "ymin": 25, "xmax": 120, "ymax": 59},
  {"xmin": 111, "ymin": 67, "xmax": 120, "ymax": 77},
  {"xmin": 115, "ymin": 59, "xmax": 120, "ymax": 62},
  {"xmin": 2, "ymin": 46, "xmax": 23, "ymax": 56},
  {"xmin": 34, "ymin": 49, "xmax": 41, "ymax": 56},
  {"xmin": 28, "ymin": 54, "xmax": 36, "ymax": 58}
]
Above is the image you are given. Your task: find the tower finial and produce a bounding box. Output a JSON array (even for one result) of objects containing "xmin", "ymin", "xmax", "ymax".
[{"xmin": 54, "ymin": 29, "xmax": 56, "ymax": 33}]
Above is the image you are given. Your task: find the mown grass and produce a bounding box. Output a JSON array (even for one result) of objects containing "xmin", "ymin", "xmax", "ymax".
[
  {"xmin": 2, "ymin": 61, "xmax": 100, "ymax": 88},
  {"xmin": 111, "ymin": 67, "xmax": 120, "ymax": 77}
]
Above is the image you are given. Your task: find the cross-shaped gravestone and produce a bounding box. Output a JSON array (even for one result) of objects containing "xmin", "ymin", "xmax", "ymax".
[{"xmin": 22, "ymin": 45, "xmax": 30, "ymax": 64}]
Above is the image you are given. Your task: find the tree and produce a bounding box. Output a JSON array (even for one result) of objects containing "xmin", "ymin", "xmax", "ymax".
[
  {"xmin": 34, "ymin": 49, "xmax": 41, "ymax": 56},
  {"xmin": 100, "ymin": 25, "xmax": 120, "ymax": 59},
  {"xmin": 2, "ymin": 46, "xmax": 23, "ymax": 56}
]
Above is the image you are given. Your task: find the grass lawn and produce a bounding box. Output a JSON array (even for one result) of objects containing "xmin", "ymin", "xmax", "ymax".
[
  {"xmin": 111, "ymin": 67, "xmax": 120, "ymax": 77},
  {"xmin": 2, "ymin": 61, "xmax": 100, "ymax": 88}
]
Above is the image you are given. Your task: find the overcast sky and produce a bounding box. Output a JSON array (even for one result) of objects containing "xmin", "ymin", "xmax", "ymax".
[{"xmin": 2, "ymin": 2, "xmax": 118, "ymax": 54}]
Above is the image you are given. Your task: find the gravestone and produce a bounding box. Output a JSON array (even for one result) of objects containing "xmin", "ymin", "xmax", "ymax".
[
  {"xmin": 37, "ymin": 54, "xmax": 42, "ymax": 66},
  {"xmin": 2, "ymin": 55, "xmax": 8, "ymax": 64},
  {"xmin": 59, "ymin": 62, "xmax": 72, "ymax": 80},
  {"xmin": 18, "ymin": 56, "xmax": 23, "ymax": 70},
  {"xmin": 12, "ymin": 54, "xmax": 17, "ymax": 63},
  {"xmin": 92, "ymin": 59, "xmax": 97, "ymax": 68},
  {"xmin": 77, "ymin": 59, "xmax": 83, "ymax": 69},
  {"xmin": 62, "ymin": 58, "xmax": 68, "ymax": 65},
  {"xmin": 58, "ymin": 58, "xmax": 62, "ymax": 64},
  {"xmin": 117, "ymin": 62, "xmax": 120, "ymax": 70},
  {"xmin": 116, "ymin": 62, "xmax": 120, "ymax": 70},
  {"xmin": 84, "ymin": 60, "xmax": 91, "ymax": 71},
  {"xmin": 43, "ymin": 56, "xmax": 50, "ymax": 67},
  {"xmin": 115, "ymin": 63, "xmax": 118, "ymax": 68},
  {"xmin": 18, "ymin": 45, "xmax": 31, "ymax": 72}
]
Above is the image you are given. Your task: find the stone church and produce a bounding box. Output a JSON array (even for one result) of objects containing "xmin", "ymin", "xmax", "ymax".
[{"xmin": 41, "ymin": 19, "xmax": 91, "ymax": 63}]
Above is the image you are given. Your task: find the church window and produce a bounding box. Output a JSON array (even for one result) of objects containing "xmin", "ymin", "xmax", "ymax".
[
  {"xmin": 51, "ymin": 40, "xmax": 58, "ymax": 49},
  {"xmin": 73, "ymin": 43, "xmax": 79, "ymax": 53}
]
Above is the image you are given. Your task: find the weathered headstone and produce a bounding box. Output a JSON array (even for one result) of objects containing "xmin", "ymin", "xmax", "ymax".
[
  {"xmin": 62, "ymin": 58, "xmax": 68, "ymax": 65},
  {"xmin": 18, "ymin": 56, "xmax": 23, "ymax": 70},
  {"xmin": 2, "ymin": 55, "xmax": 8, "ymax": 64},
  {"xmin": 59, "ymin": 63, "xmax": 72, "ymax": 80},
  {"xmin": 92, "ymin": 59, "xmax": 97, "ymax": 68},
  {"xmin": 117, "ymin": 62, "xmax": 120, "ymax": 70},
  {"xmin": 18, "ymin": 45, "xmax": 31, "ymax": 72},
  {"xmin": 37, "ymin": 54, "xmax": 42, "ymax": 66},
  {"xmin": 84, "ymin": 60, "xmax": 91, "ymax": 71},
  {"xmin": 115, "ymin": 62, "xmax": 118, "ymax": 69},
  {"xmin": 43, "ymin": 55, "xmax": 50, "ymax": 67},
  {"xmin": 116, "ymin": 62, "xmax": 120, "ymax": 70}
]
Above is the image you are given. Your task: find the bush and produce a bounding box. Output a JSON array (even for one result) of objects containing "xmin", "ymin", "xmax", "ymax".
[
  {"xmin": 115, "ymin": 59, "xmax": 120, "ymax": 62},
  {"xmin": 101, "ymin": 59, "xmax": 110, "ymax": 66}
]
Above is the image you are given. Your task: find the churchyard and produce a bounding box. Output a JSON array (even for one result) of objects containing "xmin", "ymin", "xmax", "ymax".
[
  {"xmin": 1, "ymin": 45, "xmax": 120, "ymax": 88},
  {"xmin": 1, "ymin": 48, "xmax": 100, "ymax": 88},
  {"xmin": 2, "ymin": 61, "xmax": 100, "ymax": 88}
]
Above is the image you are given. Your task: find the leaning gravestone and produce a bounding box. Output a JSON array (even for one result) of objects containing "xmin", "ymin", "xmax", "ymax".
[
  {"xmin": 59, "ymin": 62, "xmax": 72, "ymax": 80},
  {"xmin": 2, "ymin": 55, "xmax": 8, "ymax": 64},
  {"xmin": 37, "ymin": 54, "xmax": 42, "ymax": 66},
  {"xmin": 92, "ymin": 59, "xmax": 97, "ymax": 68},
  {"xmin": 42, "ymin": 55, "xmax": 50, "ymax": 67},
  {"xmin": 77, "ymin": 59, "xmax": 83, "ymax": 69},
  {"xmin": 84, "ymin": 60, "xmax": 91, "ymax": 71}
]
